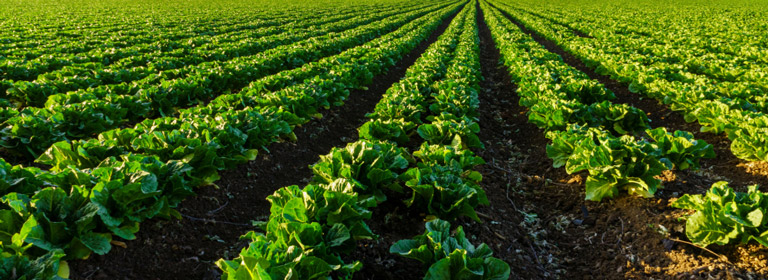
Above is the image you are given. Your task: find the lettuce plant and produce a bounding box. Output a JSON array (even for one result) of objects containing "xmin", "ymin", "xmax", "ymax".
[
  {"xmin": 390, "ymin": 219, "xmax": 510, "ymax": 280},
  {"xmin": 311, "ymin": 140, "xmax": 413, "ymax": 202},
  {"xmin": 646, "ymin": 127, "xmax": 715, "ymax": 170},
  {"xmin": 358, "ymin": 119, "xmax": 416, "ymax": 145},
  {"xmin": 402, "ymin": 144, "xmax": 488, "ymax": 222},
  {"xmin": 417, "ymin": 113, "xmax": 483, "ymax": 149},
  {"xmin": 546, "ymin": 125, "xmax": 670, "ymax": 201},
  {"xmin": 672, "ymin": 181, "xmax": 768, "ymax": 247},
  {"xmin": 217, "ymin": 179, "xmax": 378, "ymax": 280},
  {"xmin": 0, "ymin": 250, "xmax": 67, "ymax": 280},
  {"xmin": 216, "ymin": 232, "xmax": 360, "ymax": 280}
]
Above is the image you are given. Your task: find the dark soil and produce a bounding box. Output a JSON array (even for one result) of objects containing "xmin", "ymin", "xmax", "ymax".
[
  {"xmin": 468, "ymin": 4, "xmax": 560, "ymax": 278},
  {"xmin": 69, "ymin": 7, "xmax": 463, "ymax": 280},
  {"xmin": 0, "ymin": 149, "xmax": 45, "ymax": 169}
]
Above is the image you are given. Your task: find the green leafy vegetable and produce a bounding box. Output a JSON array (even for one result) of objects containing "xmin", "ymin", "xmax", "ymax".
[
  {"xmin": 311, "ymin": 140, "xmax": 413, "ymax": 202},
  {"xmin": 646, "ymin": 127, "xmax": 715, "ymax": 170},
  {"xmin": 672, "ymin": 181, "xmax": 768, "ymax": 247},
  {"xmin": 390, "ymin": 219, "xmax": 510, "ymax": 280},
  {"xmin": 546, "ymin": 125, "xmax": 670, "ymax": 201}
]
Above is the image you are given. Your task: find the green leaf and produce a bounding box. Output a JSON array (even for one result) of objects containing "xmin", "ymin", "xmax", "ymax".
[
  {"xmin": 282, "ymin": 198, "xmax": 308, "ymax": 223},
  {"xmin": 325, "ymin": 223, "xmax": 350, "ymax": 248},
  {"xmin": 484, "ymin": 258, "xmax": 512, "ymax": 280},
  {"xmin": 750, "ymin": 231, "xmax": 768, "ymax": 247},
  {"xmin": 392, "ymin": 219, "xmax": 511, "ymax": 278},
  {"xmin": 79, "ymin": 232, "xmax": 112, "ymax": 255},
  {"xmin": 671, "ymin": 194, "xmax": 707, "ymax": 211},
  {"xmin": 418, "ymin": 124, "xmax": 443, "ymax": 143},
  {"xmin": 424, "ymin": 258, "xmax": 452, "ymax": 280},
  {"xmin": 584, "ymin": 175, "xmax": 619, "ymax": 201},
  {"xmin": 296, "ymin": 256, "xmax": 334, "ymax": 279},
  {"xmin": 390, "ymin": 240, "xmax": 433, "ymax": 264}
]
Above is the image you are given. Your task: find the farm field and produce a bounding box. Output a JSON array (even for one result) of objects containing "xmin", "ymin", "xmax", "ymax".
[{"xmin": 0, "ymin": 0, "xmax": 767, "ymax": 279}]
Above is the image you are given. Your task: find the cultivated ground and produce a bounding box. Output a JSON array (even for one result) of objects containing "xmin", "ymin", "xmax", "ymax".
[{"xmin": 69, "ymin": 2, "xmax": 768, "ymax": 279}]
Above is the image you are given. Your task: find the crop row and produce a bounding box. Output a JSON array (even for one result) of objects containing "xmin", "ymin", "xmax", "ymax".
[
  {"xmin": 1, "ymin": 11, "xmax": 298, "ymax": 81},
  {"xmin": 0, "ymin": 9, "xmax": 352, "ymax": 96},
  {"xmin": 34, "ymin": 3, "xmax": 457, "ymax": 174},
  {"xmin": 217, "ymin": 3, "xmax": 510, "ymax": 279},
  {"xmin": 0, "ymin": 2, "xmax": 450, "ymax": 159},
  {"xmin": 481, "ymin": 0, "xmax": 714, "ymax": 201},
  {"xmin": 486, "ymin": 0, "xmax": 768, "ymax": 251},
  {"xmin": 513, "ymin": 3, "xmax": 768, "ymax": 85},
  {"xmin": 512, "ymin": 3, "xmax": 768, "ymax": 113},
  {"xmin": 0, "ymin": 2, "xmax": 433, "ymax": 105},
  {"xmin": 491, "ymin": 0, "xmax": 768, "ymax": 162},
  {"xmin": 0, "ymin": 7, "xmax": 353, "ymax": 59},
  {"xmin": 0, "ymin": 1, "xmax": 410, "ymax": 42},
  {"xmin": 0, "ymin": 2, "xmax": 463, "ymax": 279},
  {"xmin": 0, "ymin": 2, "xmax": 411, "ymax": 79}
]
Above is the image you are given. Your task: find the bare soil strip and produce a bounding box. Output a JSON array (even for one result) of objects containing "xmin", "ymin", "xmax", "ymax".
[{"xmin": 470, "ymin": 3, "xmax": 560, "ymax": 278}]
